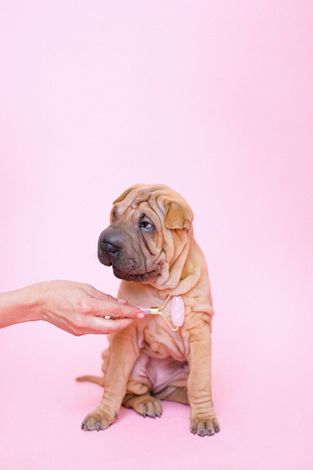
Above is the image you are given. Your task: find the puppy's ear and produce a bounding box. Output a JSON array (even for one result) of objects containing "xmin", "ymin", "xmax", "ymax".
[{"xmin": 165, "ymin": 201, "xmax": 193, "ymax": 230}]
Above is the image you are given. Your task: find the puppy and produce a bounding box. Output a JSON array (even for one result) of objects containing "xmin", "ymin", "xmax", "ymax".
[{"xmin": 78, "ymin": 184, "xmax": 220, "ymax": 437}]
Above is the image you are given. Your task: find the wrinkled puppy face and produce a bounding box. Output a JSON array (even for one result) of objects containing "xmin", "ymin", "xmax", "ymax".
[{"xmin": 98, "ymin": 184, "xmax": 194, "ymax": 287}]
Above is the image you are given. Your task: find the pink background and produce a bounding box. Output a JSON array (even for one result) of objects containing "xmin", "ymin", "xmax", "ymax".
[{"xmin": 0, "ymin": 1, "xmax": 312, "ymax": 469}]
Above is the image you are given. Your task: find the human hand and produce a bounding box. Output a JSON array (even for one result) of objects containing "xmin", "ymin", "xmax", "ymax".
[{"xmin": 33, "ymin": 280, "xmax": 143, "ymax": 335}]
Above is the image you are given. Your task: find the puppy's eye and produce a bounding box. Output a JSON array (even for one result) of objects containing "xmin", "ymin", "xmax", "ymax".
[{"xmin": 139, "ymin": 220, "xmax": 155, "ymax": 231}]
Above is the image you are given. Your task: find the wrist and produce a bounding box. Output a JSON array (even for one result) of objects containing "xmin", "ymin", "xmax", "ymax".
[
  {"xmin": 19, "ymin": 283, "xmax": 46, "ymax": 321},
  {"xmin": 0, "ymin": 283, "xmax": 45, "ymax": 328}
]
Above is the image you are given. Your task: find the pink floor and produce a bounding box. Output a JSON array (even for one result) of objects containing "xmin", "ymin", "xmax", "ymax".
[
  {"xmin": 1, "ymin": 1, "xmax": 312, "ymax": 469},
  {"xmin": 1, "ymin": 271, "xmax": 312, "ymax": 470}
]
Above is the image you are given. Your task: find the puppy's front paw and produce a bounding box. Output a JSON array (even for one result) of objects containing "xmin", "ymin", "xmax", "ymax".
[
  {"xmin": 81, "ymin": 410, "xmax": 115, "ymax": 432},
  {"xmin": 190, "ymin": 414, "xmax": 220, "ymax": 437}
]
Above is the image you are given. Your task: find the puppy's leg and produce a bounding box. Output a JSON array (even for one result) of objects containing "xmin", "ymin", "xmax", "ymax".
[
  {"xmin": 122, "ymin": 378, "xmax": 162, "ymax": 418},
  {"xmin": 123, "ymin": 393, "xmax": 162, "ymax": 418},
  {"xmin": 187, "ymin": 322, "xmax": 220, "ymax": 437},
  {"xmin": 154, "ymin": 386, "xmax": 189, "ymax": 405},
  {"xmin": 81, "ymin": 329, "xmax": 139, "ymax": 432},
  {"xmin": 76, "ymin": 348, "xmax": 110, "ymax": 386}
]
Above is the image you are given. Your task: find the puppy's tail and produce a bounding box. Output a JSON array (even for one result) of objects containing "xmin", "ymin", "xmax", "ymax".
[{"xmin": 76, "ymin": 375, "xmax": 105, "ymax": 386}]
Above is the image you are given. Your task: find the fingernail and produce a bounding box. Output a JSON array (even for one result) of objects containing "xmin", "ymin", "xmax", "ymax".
[{"xmin": 117, "ymin": 298, "xmax": 127, "ymax": 304}]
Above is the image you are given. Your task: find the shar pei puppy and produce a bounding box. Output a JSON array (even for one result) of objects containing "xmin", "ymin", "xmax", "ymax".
[{"xmin": 78, "ymin": 184, "xmax": 220, "ymax": 437}]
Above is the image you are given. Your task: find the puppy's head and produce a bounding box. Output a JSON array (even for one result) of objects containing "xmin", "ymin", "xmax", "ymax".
[{"xmin": 98, "ymin": 184, "xmax": 194, "ymax": 288}]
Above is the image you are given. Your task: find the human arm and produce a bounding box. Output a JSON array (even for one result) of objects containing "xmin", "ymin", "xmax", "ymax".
[{"xmin": 0, "ymin": 280, "xmax": 143, "ymax": 335}]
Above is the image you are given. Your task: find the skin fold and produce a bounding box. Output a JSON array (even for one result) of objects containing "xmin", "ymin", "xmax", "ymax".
[{"xmin": 78, "ymin": 184, "xmax": 220, "ymax": 437}]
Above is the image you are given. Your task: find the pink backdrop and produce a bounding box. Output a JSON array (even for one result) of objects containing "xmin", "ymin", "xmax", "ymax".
[{"xmin": 0, "ymin": 1, "xmax": 312, "ymax": 469}]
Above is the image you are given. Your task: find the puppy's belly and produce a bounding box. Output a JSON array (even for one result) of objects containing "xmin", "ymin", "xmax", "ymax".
[
  {"xmin": 129, "ymin": 353, "xmax": 189, "ymax": 394},
  {"xmin": 128, "ymin": 319, "xmax": 190, "ymax": 393}
]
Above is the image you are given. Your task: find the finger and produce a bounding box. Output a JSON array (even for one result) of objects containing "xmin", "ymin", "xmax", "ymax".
[
  {"xmin": 85, "ymin": 287, "xmax": 140, "ymax": 310},
  {"xmin": 83, "ymin": 285, "xmax": 140, "ymax": 311},
  {"xmin": 87, "ymin": 298, "xmax": 143, "ymax": 318},
  {"xmin": 82, "ymin": 316, "xmax": 134, "ymax": 334}
]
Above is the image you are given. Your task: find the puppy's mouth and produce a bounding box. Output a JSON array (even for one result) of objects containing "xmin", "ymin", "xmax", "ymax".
[
  {"xmin": 112, "ymin": 266, "xmax": 158, "ymax": 283},
  {"xmin": 97, "ymin": 251, "xmax": 160, "ymax": 283}
]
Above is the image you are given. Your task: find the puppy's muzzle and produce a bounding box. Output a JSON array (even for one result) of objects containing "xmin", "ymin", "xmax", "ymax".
[{"xmin": 98, "ymin": 228, "xmax": 123, "ymax": 266}]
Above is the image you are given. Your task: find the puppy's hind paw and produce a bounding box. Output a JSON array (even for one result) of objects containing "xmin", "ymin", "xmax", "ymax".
[{"xmin": 135, "ymin": 396, "xmax": 163, "ymax": 418}]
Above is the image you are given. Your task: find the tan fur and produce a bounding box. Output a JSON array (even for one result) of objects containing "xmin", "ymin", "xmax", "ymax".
[{"xmin": 79, "ymin": 184, "xmax": 220, "ymax": 436}]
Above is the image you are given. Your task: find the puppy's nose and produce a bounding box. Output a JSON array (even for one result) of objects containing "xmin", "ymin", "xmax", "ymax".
[
  {"xmin": 100, "ymin": 241, "xmax": 119, "ymax": 255},
  {"xmin": 98, "ymin": 228, "xmax": 124, "ymax": 257}
]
